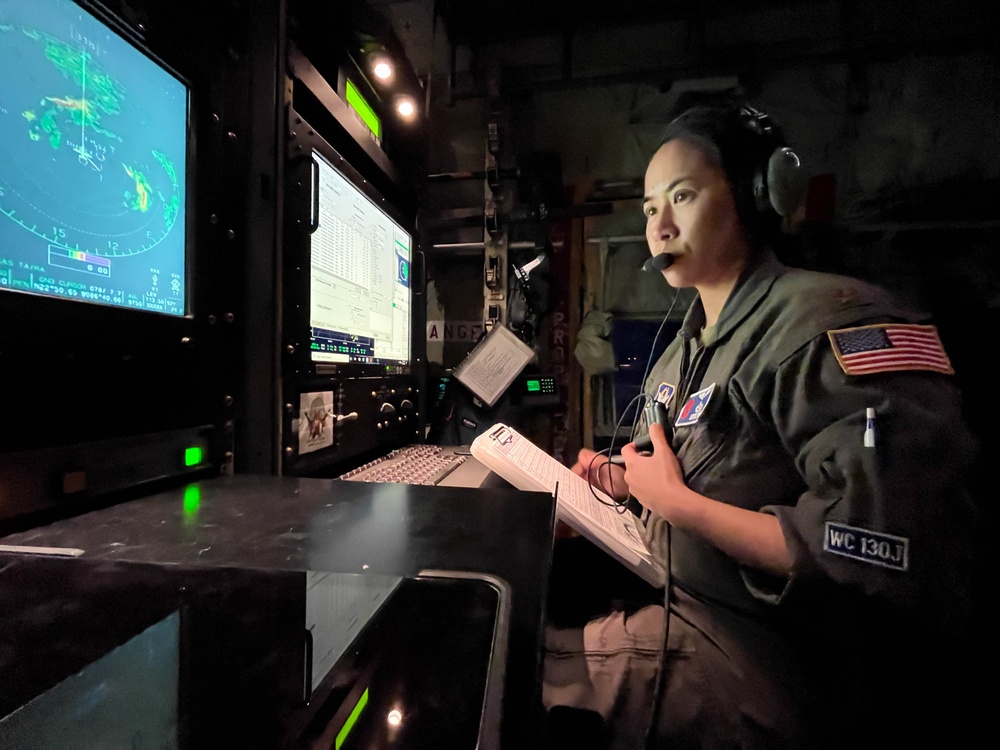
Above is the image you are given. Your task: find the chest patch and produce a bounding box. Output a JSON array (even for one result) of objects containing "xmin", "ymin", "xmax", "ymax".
[
  {"xmin": 655, "ymin": 382, "xmax": 676, "ymax": 408},
  {"xmin": 675, "ymin": 383, "xmax": 715, "ymax": 427},
  {"xmin": 827, "ymin": 324, "xmax": 954, "ymax": 376},
  {"xmin": 824, "ymin": 522, "xmax": 909, "ymax": 572}
]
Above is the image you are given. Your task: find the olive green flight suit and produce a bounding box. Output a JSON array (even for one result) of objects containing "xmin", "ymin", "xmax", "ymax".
[{"xmin": 638, "ymin": 250, "xmax": 978, "ymax": 748}]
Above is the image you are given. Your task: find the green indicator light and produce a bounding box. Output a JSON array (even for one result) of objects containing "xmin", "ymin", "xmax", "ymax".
[
  {"xmin": 526, "ymin": 379, "xmax": 541, "ymax": 392},
  {"xmin": 345, "ymin": 80, "xmax": 382, "ymax": 138},
  {"xmin": 184, "ymin": 446, "xmax": 203, "ymax": 467},
  {"xmin": 336, "ymin": 687, "xmax": 369, "ymax": 750},
  {"xmin": 183, "ymin": 485, "xmax": 201, "ymax": 514}
]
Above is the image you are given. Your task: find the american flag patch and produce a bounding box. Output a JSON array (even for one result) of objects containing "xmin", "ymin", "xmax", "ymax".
[{"xmin": 827, "ymin": 324, "xmax": 954, "ymax": 376}]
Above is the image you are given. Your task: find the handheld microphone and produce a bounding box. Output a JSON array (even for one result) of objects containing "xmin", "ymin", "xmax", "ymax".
[
  {"xmin": 633, "ymin": 401, "xmax": 670, "ymax": 452},
  {"xmin": 642, "ymin": 253, "xmax": 675, "ymax": 272}
]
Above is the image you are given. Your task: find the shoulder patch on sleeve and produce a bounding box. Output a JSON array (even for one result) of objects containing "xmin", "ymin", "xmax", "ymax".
[
  {"xmin": 827, "ymin": 323, "xmax": 955, "ymax": 376},
  {"xmin": 824, "ymin": 522, "xmax": 909, "ymax": 571}
]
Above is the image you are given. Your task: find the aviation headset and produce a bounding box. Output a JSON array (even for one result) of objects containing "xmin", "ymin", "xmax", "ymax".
[
  {"xmin": 737, "ymin": 104, "xmax": 806, "ymax": 219},
  {"xmin": 662, "ymin": 102, "xmax": 807, "ymax": 239}
]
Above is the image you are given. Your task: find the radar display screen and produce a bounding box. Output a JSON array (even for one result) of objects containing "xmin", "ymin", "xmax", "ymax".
[{"xmin": 0, "ymin": 0, "xmax": 188, "ymax": 316}]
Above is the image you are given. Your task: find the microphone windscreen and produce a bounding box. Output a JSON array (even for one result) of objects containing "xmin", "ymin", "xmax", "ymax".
[{"xmin": 642, "ymin": 253, "xmax": 675, "ymax": 272}]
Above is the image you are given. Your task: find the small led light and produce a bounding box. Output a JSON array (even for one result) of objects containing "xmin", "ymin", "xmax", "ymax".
[
  {"xmin": 373, "ymin": 60, "xmax": 393, "ymax": 80},
  {"xmin": 395, "ymin": 97, "xmax": 416, "ymax": 119},
  {"xmin": 387, "ymin": 709, "xmax": 402, "ymax": 727}
]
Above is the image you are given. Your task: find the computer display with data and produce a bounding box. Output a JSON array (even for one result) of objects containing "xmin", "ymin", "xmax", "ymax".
[
  {"xmin": 309, "ymin": 150, "xmax": 411, "ymax": 366},
  {"xmin": 0, "ymin": 0, "xmax": 189, "ymax": 316}
]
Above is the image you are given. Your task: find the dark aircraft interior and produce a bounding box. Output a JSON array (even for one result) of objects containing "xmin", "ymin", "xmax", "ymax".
[{"xmin": 0, "ymin": 0, "xmax": 993, "ymax": 747}]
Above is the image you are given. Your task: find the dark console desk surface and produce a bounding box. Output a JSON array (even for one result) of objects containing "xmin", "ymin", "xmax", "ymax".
[{"xmin": 0, "ymin": 475, "xmax": 556, "ymax": 749}]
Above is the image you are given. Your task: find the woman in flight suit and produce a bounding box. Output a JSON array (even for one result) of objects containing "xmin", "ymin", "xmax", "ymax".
[{"xmin": 549, "ymin": 103, "xmax": 978, "ymax": 749}]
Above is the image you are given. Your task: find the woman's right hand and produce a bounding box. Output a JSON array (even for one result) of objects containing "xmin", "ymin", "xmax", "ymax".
[{"xmin": 570, "ymin": 447, "xmax": 630, "ymax": 501}]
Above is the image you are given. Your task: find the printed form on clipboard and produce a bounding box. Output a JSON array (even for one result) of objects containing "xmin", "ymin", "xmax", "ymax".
[
  {"xmin": 471, "ymin": 424, "xmax": 666, "ymax": 588},
  {"xmin": 452, "ymin": 325, "xmax": 535, "ymax": 407}
]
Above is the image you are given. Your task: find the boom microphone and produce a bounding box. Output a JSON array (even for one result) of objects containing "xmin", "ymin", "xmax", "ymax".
[{"xmin": 642, "ymin": 253, "xmax": 675, "ymax": 272}]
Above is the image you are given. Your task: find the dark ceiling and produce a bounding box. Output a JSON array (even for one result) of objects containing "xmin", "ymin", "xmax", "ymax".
[
  {"xmin": 435, "ymin": 0, "xmax": 701, "ymax": 45},
  {"xmin": 431, "ymin": 0, "xmax": 985, "ymax": 47},
  {"xmin": 364, "ymin": 0, "xmax": 993, "ymax": 100}
]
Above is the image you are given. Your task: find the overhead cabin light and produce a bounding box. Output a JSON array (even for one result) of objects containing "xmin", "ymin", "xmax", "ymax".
[
  {"xmin": 369, "ymin": 52, "xmax": 394, "ymax": 82},
  {"xmin": 373, "ymin": 59, "xmax": 394, "ymax": 81},
  {"xmin": 395, "ymin": 96, "xmax": 416, "ymax": 120}
]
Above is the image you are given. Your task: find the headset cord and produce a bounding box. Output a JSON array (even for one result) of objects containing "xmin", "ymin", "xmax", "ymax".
[
  {"xmin": 585, "ymin": 392, "xmax": 651, "ymax": 513},
  {"xmin": 596, "ymin": 288, "xmax": 681, "ymax": 509},
  {"xmin": 623, "ymin": 291, "xmax": 679, "ymax": 747},
  {"xmin": 643, "ymin": 523, "xmax": 671, "ymax": 749},
  {"xmin": 580, "ymin": 289, "xmax": 681, "ymax": 741},
  {"xmin": 634, "ymin": 291, "xmax": 680, "ymax": 748}
]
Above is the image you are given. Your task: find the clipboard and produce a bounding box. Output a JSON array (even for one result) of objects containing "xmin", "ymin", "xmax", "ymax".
[{"xmin": 453, "ymin": 325, "xmax": 535, "ymax": 407}]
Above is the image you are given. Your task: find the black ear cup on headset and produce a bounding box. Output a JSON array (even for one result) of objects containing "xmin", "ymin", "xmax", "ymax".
[
  {"xmin": 766, "ymin": 146, "xmax": 807, "ymax": 217},
  {"xmin": 739, "ymin": 105, "xmax": 808, "ymax": 218}
]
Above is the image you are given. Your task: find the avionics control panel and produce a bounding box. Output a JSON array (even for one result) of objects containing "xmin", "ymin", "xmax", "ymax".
[{"xmin": 284, "ymin": 376, "xmax": 421, "ymax": 476}]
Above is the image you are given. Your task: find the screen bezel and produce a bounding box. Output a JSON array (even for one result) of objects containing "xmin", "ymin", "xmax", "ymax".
[
  {"xmin": 0, "ymin": 0, "xmax": 196, "ymax": 332},
  {"xmin": 287, "ymin": 110, "xmax": 416, "ymax": 379}
]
